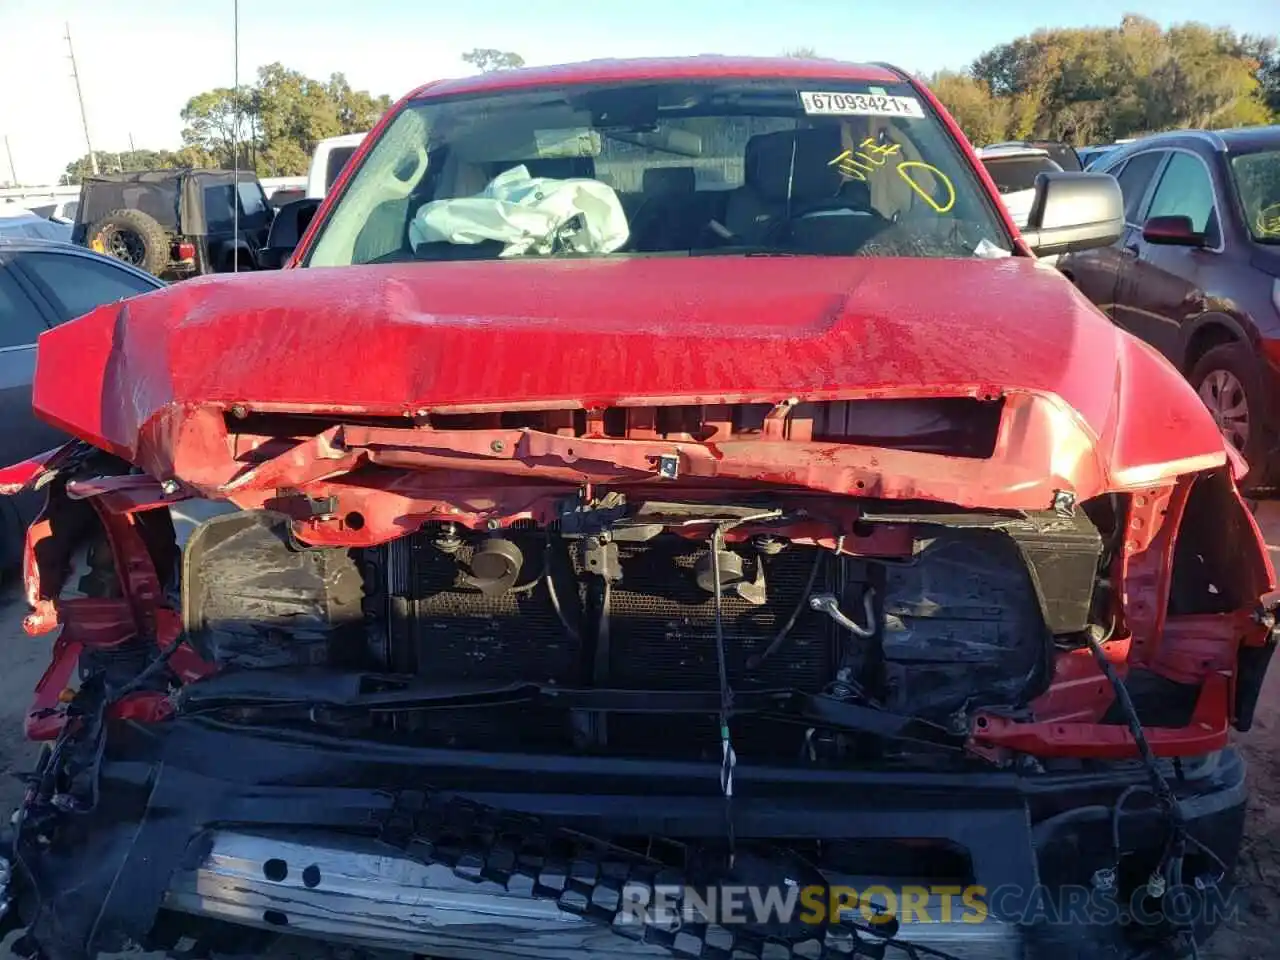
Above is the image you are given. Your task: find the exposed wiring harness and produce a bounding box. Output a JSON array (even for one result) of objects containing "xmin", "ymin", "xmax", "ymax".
[
  {"xmin": 1085, "ymin": 624, "xmax": 1219, "ymax": 959},
  {"xmin": 747, "ymin": 548, "xmax": 824, "ymax": 669},
  {"xmin": 9, "ymin": 630, "xmax": 185, "ymax": 935},
  {"xmin": 709, "ymin": 523, "xmax": 737, "ymax": 868}
]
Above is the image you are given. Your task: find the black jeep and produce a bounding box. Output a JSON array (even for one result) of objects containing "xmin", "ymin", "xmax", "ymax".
[{"xmin": 72, "ymin": 169, "xmax": 274, "ymax": 279}]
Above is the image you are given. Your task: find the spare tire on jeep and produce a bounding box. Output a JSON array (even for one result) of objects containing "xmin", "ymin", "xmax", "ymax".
[{"xmin": 86, "ymin": 208, "xmax": 169, "ymax": 276}]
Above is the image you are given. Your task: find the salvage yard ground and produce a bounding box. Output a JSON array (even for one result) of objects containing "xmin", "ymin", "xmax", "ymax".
[{"xmin": 0, "ymin": 506, "xmax": 1278, "ymax": 960}]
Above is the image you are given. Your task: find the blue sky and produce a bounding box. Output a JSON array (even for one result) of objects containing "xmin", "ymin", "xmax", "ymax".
[{"xmin": 1, "ymin": 0, "xmax": 1277, "ymax": 185}]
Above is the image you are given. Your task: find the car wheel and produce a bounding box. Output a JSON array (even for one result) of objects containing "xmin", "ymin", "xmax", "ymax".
[
  {"xmin": 86, "ymin": 208, "xmax": 170, "ymax": 276},
  {"xmin": 1189, "ymin": 342, "xmax": 1276, "ymax": 490}
]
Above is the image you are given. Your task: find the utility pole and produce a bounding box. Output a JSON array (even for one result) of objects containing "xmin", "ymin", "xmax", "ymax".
[
  {"xmin": 65, "ymin": 23, "xmax": 98, "ymax": 175},
  {"xmin": 3, "ymin": 136, "xmax": 16, "ymax": 186},
  {"xmin": 231, "ymin": 0, "xmax": 240, "ymax": 271}
]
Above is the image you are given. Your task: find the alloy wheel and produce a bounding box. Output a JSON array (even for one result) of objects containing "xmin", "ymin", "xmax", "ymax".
[
  {"xmin": 104, "ymin": 228, "xmax": 146, "ymax": 267},
  {"xmin": 1198, "ymin": 368, "xmax": 1250, "ymax": 452}
]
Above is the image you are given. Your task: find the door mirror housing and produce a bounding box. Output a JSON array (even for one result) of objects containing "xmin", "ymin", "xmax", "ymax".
[
  {"xmin": 1141, "ymin": 214, "xmax": 1206, "ymax": 247},
  {"xmin": 1021, "ymin": 171, "xmax": 1124, "ymax": 258},
  {"xmin": 259, "ymin": 198, "xmax": 322, "ymax": 269}
]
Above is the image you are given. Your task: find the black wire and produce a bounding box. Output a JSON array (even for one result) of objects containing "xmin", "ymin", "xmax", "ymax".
[
  {"xmin": 1112, "ymin": 783, "xmax": 1153, "ymax": 859},
  {"xmin": 1087, "ymin": 627, "xmax": 1202, "ymax": 957},
  {"xmin": 710, "ymin": 524, "xmax": 736, "ymax": 866},
  {"xmin": 710, "ymin": 526, "xmax": 733, "ymax": 710},
  {"xmin": 1183, "ymin": 832, "xmax": 1231, "ymax": 877},
  {"xmin": 111, "ymin": 633, "xmax": 184, "ymax": 701},
  {"xmin": 748, "ymin": 549, "xmax": 823, "ymax": 669},
  {"xmin": 1084, "ymin": 630, "xmax": 1183, "ymax": 823},
  {"xmin": 544, "ymin": 538, "xmax": 579, "ymax": 643}
]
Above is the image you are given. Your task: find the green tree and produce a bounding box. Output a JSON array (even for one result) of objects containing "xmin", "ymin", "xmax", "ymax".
[
  {"xmin": 60, "ymin": 148, "xmax": 191, "ymax": 184},
  {"xmin": 1241, "ymin": 34, "xmax": 1280, "ymax": 114},
  {"xmin": 461, "ymin": 48, "xmax": 525, "ymax": 72},
  {"xmin": 963, "ymin": 15, "xmax": 1277, "ymax": 145},
  {"xmin": 179, "ymin": 85, "xmax": 259, "ymax": 170},
  {"xmin": 782, "ymin": 47, "xmax": 819, "ymax": 59},
  {"xmin": 252, "ymin": 63, "xmax": 338, "ymax": 175},
  {"xmin": 173, "ymin": 65, "xmax": 392, "ymax": 176},
  {"xmin": 327, "ymin": 72, "xmax": 392, "ymax": 133},
  {"xmin": 926, "ymin": 71, "xmax": 1012, "ymax": 145}
]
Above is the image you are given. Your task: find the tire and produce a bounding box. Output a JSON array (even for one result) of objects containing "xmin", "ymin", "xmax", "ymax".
[
  {"xmin": 1188, "ymin": 342, "xmax": 1277, "ymax": 491},
  {"xmin": 86, "ymin": 208, "xmax": 169, "ymax": 276}
]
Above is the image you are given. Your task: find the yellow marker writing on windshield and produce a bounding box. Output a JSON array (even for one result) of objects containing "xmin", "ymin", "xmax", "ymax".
[
  {"xmin": 896, "ymin": 161, "xmax": 955, "ymax": 214},
  {"xmin": 1258, "ymin": 203, "xmax": 1280, "ymax": 237},
  {"xmin": 829, "ymin": 138, "xmax": 901, "ymax": 181}
]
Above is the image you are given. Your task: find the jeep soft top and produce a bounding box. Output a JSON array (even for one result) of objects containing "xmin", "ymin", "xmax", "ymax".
[{"xmin": 73, "ymin": 168, "xmax": 273, "ymax": 278}]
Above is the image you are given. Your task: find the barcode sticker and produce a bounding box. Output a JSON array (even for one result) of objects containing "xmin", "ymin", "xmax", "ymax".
[{"xmin": 800, "ymin": 91, "xmax": 924, "ymax": 118}]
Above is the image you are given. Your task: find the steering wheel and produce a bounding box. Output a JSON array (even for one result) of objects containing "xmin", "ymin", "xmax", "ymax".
[
  {"xmin": 762, "ymin": 197, "xmax": 892, "ymax": 251},
  {"xmin": 786, "ymin": 196, "xmax": 893, "ymax": 226}
]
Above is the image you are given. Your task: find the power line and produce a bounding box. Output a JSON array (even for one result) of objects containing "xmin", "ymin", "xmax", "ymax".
[
  {"xmin": 3, "ymin": 136, "xmax": 17, "ymax": 187},
  {"xmin": 65, "ymin": 23, "xmax": 98, "ymax": 176}
]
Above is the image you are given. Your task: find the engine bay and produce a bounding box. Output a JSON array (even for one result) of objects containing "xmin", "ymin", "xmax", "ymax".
[{"xmin": 179, "ymin": 493, "xmax": 1105, "ymax": 764}]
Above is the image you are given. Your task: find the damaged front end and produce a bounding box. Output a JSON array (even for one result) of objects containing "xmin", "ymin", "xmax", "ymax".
[{"xmin": 0, "ymin": 376, "xmax": 1275, "ymax": 960}]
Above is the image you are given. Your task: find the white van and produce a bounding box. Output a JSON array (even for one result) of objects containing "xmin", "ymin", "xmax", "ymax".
[
  {"xmin": 306, "ymin": 133, "xmax": 368, "ymax": 200},
  {"xmin": 974, "ymin": 144, "xmax": 1064, "ymax": 229}
]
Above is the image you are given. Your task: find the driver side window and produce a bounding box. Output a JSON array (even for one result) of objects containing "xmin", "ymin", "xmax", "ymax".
[
  {"xmin": 1111, "ymin": 152, "xmax": 1163, "ymax": 223},
  {"xmin": 1145, "ymin": 151, "xmax": 1220, "ymax": 245}
]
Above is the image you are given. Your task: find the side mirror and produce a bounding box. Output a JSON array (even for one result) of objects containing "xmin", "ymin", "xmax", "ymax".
[
  {"xmin": 260, "ymin": 198, "xmax": 322, "ymax": 269},
  {"xmin": 1022, "ymin": 171, "xmax": 1124, "ymax": 258},
  {"xmin": 1141, "ymin": 214, "xmax": 1205, "ymax": 247}
]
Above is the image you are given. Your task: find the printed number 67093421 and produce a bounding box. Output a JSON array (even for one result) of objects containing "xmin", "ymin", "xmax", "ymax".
[{"xmin": 799, "ymin": 91, "xmax": 925, "ymax": 119}]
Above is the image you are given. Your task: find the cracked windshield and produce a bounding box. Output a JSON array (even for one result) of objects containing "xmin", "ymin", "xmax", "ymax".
[{"xmin": 306, "ymin": 79, "xmax": 1012, "ymax": 265}]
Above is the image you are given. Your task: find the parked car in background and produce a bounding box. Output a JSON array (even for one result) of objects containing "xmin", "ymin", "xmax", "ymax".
[
  {"xmin": 0, "ymin": 237, "xmax": 163, "ymax": 566},
  {"xmin": 1079, "ymin": 145, "xmax": 1119, "ymax": 169},
  {"xmin": 72, "ymin": 169, "xmax": 275, "ymax": 279},
  {"xmin": 306, "ymin": 131, "xmax": 366, "ymax": 199},
  {"xmin": 1059, "ymin": 126, "xmax": 1280, "ymax": 488},
  {"xmin": 1, "ymin": 57, "xmax": 1271, "ymax": 960},
  {"xmin": 26, "ymin": 198, "xmax": 79, "ymax": 225},
  {"xmin": 975, "ymin": 143, "xmax": 1064, "ymax": 228},
  {"xmin": 266, "ymin": 186, "xmax": 307, "ymax": 209},
  {"xmin": 0, "ymin": 203, "xmax": 71, "ymax": 242},
  {"xmin": 984, "ymin": 139, "xmax": 1082, "ymax": 172},
  {"xmin": 1079, "ymin": 139, "xmax": 1138, "ymax": 170}
]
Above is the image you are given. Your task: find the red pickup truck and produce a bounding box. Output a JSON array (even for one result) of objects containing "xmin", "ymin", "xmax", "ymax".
[{"xmin": 0, "ymin": 57, "xmax": 1272, "ymax": 960}]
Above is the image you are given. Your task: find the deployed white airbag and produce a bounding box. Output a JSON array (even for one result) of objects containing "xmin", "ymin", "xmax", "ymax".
[{"xmin": 408, "ymin": 164, "xmax": 629, "ymax": 257}]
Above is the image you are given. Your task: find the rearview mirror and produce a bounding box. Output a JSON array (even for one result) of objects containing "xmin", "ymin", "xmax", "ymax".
[
  {"xmin": 259, "ymin": 198, "xmax": 322, "ymax": 269},
  {"xmin": 1021, "ymin": 172, "xmax": 1123, "ymax": 258},
  {"xmin": 1141, "ymin": 215, "xmax": 1205, "ymax": 247}
]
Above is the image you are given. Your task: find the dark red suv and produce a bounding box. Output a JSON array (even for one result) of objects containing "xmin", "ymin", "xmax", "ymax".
[{"xmin": 1059, "ymin": 126, "xmax": 1280, "ymax": 488}]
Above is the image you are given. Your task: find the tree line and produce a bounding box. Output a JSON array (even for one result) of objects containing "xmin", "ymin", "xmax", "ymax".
[
  {"xmin": 925, "ymin": 15, "xmax": 1278, "ymax": 146},
  {"xmin": 61, "ymin": 48, "xmax": 522, "ymax": 184},
  {"xmin": 61, "ymin": 18, "xmax": 1279, "ymax": 184}
]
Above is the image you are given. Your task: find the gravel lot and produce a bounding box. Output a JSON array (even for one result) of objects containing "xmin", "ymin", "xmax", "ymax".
[{"xmin": 0, "ymin": 506, "xmax": 1277, "ymax": 959}]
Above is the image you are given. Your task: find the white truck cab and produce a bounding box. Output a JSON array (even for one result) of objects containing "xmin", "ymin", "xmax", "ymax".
[{"xmin": 306, "ymin": 133, "xmax": 368, "ymax": 200}]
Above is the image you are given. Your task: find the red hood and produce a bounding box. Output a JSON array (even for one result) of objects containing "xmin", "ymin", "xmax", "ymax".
[{"xmin": 31, "ymin": 255, "xmax": 1226, "ymax": 507}]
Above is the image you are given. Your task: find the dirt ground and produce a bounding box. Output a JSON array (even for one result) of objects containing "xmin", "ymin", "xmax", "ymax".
[{"xmin": 0, "ymin": 508, "xmax": 1278, "ymax": 959}]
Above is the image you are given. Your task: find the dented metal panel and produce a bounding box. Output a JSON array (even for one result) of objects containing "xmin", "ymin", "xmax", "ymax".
[{"xmin": 28, "ymin": 256, "xmax": 1226, "ymax": 510}]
